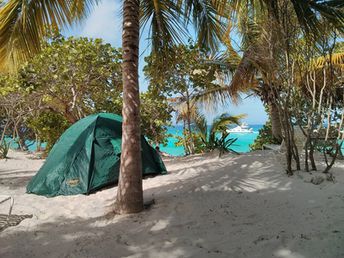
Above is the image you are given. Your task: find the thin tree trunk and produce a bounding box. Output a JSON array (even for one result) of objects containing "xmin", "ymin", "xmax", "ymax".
[
  {"xmin": 270, "ymin": 103, "xmax": 283, "ymax": 142},
  {"xmin": 35, "ymin": 134, "xmax": 41, "ymax": 152},
  {"xmin": 186, "ymin": 91, "xmax": 194, "ymax": 154},
  {"xmin": 15, "ymin": 126, "xmax": 25, "ymax": 151},
  {"xmin": 182, "ymin": 119, "xmax": 189, "ymax": 155},
  {"xmin": 304, "ymin": 139, "xmax": 309, "ymax": 172},
  {"xmin": 323, "ymin": 143, "xmax": 342, "ymax": 174},
  {"xmin": 309, "ymin": 140, "xmax": 317, "ymax": 170},
  {"xmin": 288, "ymin": 115, "xmax": 300, "ymax": 171},
  {"xmin": 285, "ymin": 121, "xmax": 293, "ymax": 175},
  {"xmin": 0, "ymin": 120, "xmax": 10, "ymax": 145},
  {"xmin": 301, "ymin": 115, "xmax": 314, "ymax": 172},
  {"xmin": 304, "ymin": 126, "xmax": 313, "ymax": 172},
  {"xmin": 278, "ymin": 97, "xmax": 293, "ymax": 175},
  {"xmin": 116, "ymin": 0, "xmax": 143, "ymax": 214}
]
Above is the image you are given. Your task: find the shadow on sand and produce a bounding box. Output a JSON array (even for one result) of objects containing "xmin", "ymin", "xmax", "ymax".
[{"xmin": 1, "ymin": 152, "xmax": 344, "ymax": 258}]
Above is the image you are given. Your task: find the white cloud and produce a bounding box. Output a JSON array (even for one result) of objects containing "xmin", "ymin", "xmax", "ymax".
[{"xmin": 74, "ymin": 0, "xmax": 122, "ymax": 47}]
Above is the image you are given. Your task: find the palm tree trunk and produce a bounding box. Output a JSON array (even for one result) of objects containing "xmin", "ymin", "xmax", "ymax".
[
  {"xmin": 186, "ymin": 91, "xmax": 195, "ymax": 154},
  {"xmin": 116, "ymin": 0, "xmax": 143, "ymax": 214},
  {"xmin": 270, "ymin": 103, "xmax": 282, "ymax": 142}
]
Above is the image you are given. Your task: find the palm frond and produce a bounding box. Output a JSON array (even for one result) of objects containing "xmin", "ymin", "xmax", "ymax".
[
  {"xmin": 192, "ymin": 84, "xmax": 235, "ymax": 108},
  {"xmin": 291, "ymin": 0, "xmax": 344, "ymax": 35},
  {"xmin": 196, "ymin": 14, "xmax": 271, "ymax": 103},
  {"xmin": 228, "ymin": 47, "xmax": 263, "ymax": 98},
  {"xmin": 227, "ymin": 0, "xmax": 344, "ymax": 38},
  {"xmin": 180, "ymin": 0, "xmax": 227, "ymax": 51},
  {"xmin": 311, "ymin": 52, "xmax": 344, "ymax": 70},
  {"xmin": 191, "ymin": 50, "xmax": 243, "ymax": 108},
  {"xmin": 0, "ymin": 0, "xmax": 98, "ymax": 70},
  {"xmin": 194, "ymin": 111, "xmax": 207, "ymax": 142},
  {"xmin": 174, "ymin": 101, "xmax": 199, "ymax": 123},
  {"xmin": 141, "ymin": 0, "xmax": 226, "ymax": 63},
  {"xmin": 140, "ymin": 0, "xmax": 187, "ymax": 53},
  {"xmin": 229, "ymin": 23, "xmax": 277, "ymax": 96},
  {"xmin": 207, "ymin": 112, "xmax": 244, "ymax": 155},
  {"xmin": 210, "ymin": 113, "xmax": 245, "ymax": 135},
  {"xmin": 221, "ymin": 21, "xmax": 242, "ymax": 65}
]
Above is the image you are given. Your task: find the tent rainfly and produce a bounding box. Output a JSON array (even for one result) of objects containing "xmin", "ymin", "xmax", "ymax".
[{"xmin": 27, "ymin": 113, "xmax": 166, "ymax": 197}]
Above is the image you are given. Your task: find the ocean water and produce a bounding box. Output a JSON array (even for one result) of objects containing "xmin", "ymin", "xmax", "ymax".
[
  {"xmin": 5, "ymin": 125, "xmax": 263, "ymax": 156},
  {"xmin": 3, "ymin": 137, "xmax": 46, "ymax": 152},
  {"xmin": 160, "ymin": 124, "xmax": 263, "ymax": 156}
]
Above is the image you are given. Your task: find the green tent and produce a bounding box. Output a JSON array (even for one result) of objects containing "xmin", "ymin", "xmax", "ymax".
[{"xmin": 27, "ymin": 113, "xmax": 166, "ymax": 197}]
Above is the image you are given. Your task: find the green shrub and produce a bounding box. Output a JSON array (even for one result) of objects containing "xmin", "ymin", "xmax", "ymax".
[
  {"xmin": 27, "ymin": 111, "xmax": 70, "ymax": 153},
  {"xmin": 250, "ymin": 120, "xmax": 281, "ymax": 151},
  {"xmin": 176, "ymin": 113, "xmax": 242, "ymax": 156},
  {"xmin": 175, "ymin": 130, "xmax": 205, "ymax": 155},
  {"xmin": 213, "ymin": 133, "xmax": 238, "ymax": 157},
  {"xmin": 0, "ymin": 140, "xmax": 11, "ymax": 159}
]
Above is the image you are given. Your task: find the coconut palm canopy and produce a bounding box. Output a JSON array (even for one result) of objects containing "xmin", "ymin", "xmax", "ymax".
[
  {"xmin": 0, "ymin": 0, "xmax": 100, "ymax": 69},
  {"xmin": 1, "ymin": 0, "xmax": 344, "ymax": 214},
  {"xmin": 196, "ymin": 1, "xmax": 344, "ymax": 102},
  {"xmin": 0, "ymin": 0, "xmax": 228, "ymax": 70},
  {"xmin": 2, "ymin": 0, "xmax": 344, "ymax": 71},
  {"xmin": 0, "ymin": 0, "xmax": 231, "ymax": 214}
]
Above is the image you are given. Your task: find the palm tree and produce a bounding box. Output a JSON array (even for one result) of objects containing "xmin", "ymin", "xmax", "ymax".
[
  {"xmin": 194, "ymin": 112, "xmax": 244, "ymax": 156},
  {"xmin": 0, "ymin": 0, "xmax": 226, "ymax": 214},
  {"xmin": 233, "ymin": 1, "xmax": 343, "ymax": 140},
  {"xmin": 174, "ymin": 100, "xmax": 199, "ymax": 154},
  {"xmin": 197, "ymin": 1, "xmax": 344, "ymax": 141},
  {"xmin": 0, "ymin": 0, "xmax": 98, "ymax": 70},
  {"xmin": 115, "ymin": 0, "xmax": 142, "ymax": 214}
]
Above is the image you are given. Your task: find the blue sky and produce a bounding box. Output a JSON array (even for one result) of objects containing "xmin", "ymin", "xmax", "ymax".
[{"xmin": 64, "ymin": 0, "xmax": 268, "ymax": 124}]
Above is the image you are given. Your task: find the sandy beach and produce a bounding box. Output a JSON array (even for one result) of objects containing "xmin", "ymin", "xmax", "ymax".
[{"xmin": 1, "ymin": 150, "xmax": 344, "ymax": 258}]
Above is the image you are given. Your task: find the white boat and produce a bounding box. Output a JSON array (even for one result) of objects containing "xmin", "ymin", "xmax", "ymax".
[{"xmin": 227, "ymin": 123, "xmax": 253, "ymax": 133}]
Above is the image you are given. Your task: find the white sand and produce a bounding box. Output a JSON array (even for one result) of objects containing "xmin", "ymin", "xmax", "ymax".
[{"xmin": 0, "ymin": 150, "xmax": 344, "ymax": 258}]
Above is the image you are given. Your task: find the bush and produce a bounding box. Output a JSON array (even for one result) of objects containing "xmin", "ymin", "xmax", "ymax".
[
  {"xmin": 213, "ymin": 134, "xmax": 238, "ymax": 157},
  {"xmin": 250, "ymin": 120, "xmax": 281, "ymax": 151},
  {"xmin": 27, "ymin": 111, "xmax": 70, "ymax": 152},
  {"xmin": 175, "ymin": 130, "xmax": 205, "ymax": 155},
  {"xmin": 0, "ymin": 140, "xmax": 11, "ymax": 159}
]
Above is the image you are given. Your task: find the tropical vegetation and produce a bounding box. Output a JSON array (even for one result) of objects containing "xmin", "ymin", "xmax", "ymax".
[
  {"xmin": 250, "ymin": 120, "xmax": 280, "ymax": 151},
  {"xmin": 194, "ymin": 112, "xmax": 243, "ymax": 156},
  {"xmin": 144, "ymin": 43, "xmax": 227, "ymax": 154},
  {"xmin": 0, "ymin": 36, "xmax": 173, "ymax": 153},
  {"xmin": 198, "ymin": 1, "xmax": 344, "ymax": 175},
  {"xmin": 0, "ymin": 0, "xmax": 343, "ymax": 214},
  {"xmin": 0, "ymin": 0, "xmax": 227, "ymax": 214}
]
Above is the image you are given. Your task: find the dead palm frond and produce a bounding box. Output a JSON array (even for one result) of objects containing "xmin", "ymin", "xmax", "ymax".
[
  {"xmin": 311, "ymin": 52, "xmax": 344, "ymax": 70},
  {"xmin": 174, "ymin": 100, "xmax": 199, "ymax": 124}
]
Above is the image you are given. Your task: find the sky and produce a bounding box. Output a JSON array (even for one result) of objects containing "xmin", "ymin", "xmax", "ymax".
[{"xmin": 64, "ymin": 0, "xmax": 268, "ymax": 125}]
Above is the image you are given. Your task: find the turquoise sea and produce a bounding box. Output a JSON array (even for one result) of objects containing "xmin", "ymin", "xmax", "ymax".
[
  {"xmin": 6, "ymin": 124, "xmax": 263, "ymax": 156},
  {"xmin": 160, "ymin": 124, "xmax": 263, "ymax": 156},
  {"xmin": 3, "ymin": 137, "xmax": 46, "ymax": 152}
]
